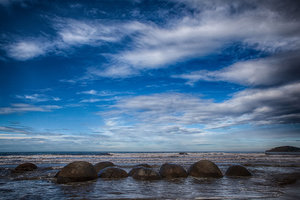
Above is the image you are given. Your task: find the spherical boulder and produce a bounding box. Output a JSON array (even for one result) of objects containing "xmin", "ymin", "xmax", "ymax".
[
  {"xmin": 135, "ymin": 163, "xmax": 152, "ymax": 168},
  {"xmin": 129, "ymin": 164, "xmax": 152, "ymax": 176},
  {"xmin": 56, "ymin": 161, "xmax": 97, "ymax": 184},
  {"xmin": 94, "ymin": 161, "xmax": 115, "ymax": 173},
  {"xmin": 188, "ymin": 160, "xmax": 223, "ymax": 178},
  {"xmin": 130, "ymin": 167, "xmax": 161, "ymax": 180},
  {"xmin": 128, "ymin": 167, "xmax": 139, "ymax": 176},
  {"xmin": 159, "ymin": 163, "xmax": 187, "ymax": 178},
  {"xmin": 273, "ymin": 172, "xmax": 300, "ymax": 186},
  {"xmin": 13, "ymin": 163, "xmax": 37, "ymax": 173},
  {"xmin": 225, "ymin": 165, "xmax": 252, "ymax": 177},
  {"xmin": 98, "ymin": 167, "xmax": 128, "ymax": 179}
]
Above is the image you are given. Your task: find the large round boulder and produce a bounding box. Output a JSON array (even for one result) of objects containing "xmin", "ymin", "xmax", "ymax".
[
  {"xmin": 94, "ymin": 161, "xmax": 115, "ymax": 173},
  {"xmin": 135, "ymin": 163, "xmax": 152, "ymax": 168},
  {"xmin": 272, "ymin": 172, "xmax": 300, "ymax": 186},
  {"xmin": 128, "ymin": 164, "xmax": 152, "ymax": 176},
  {"xmin": 188, "ymin": 160, "xmax": 223, "ymax": 178},
  {"xmin": 130, "ymin": 167, "xmax": 161, "ymax": 180},
  {"xmin": 159, "ymin": 163, "xmax": 187, "ymax": 178},
  {"xmin": 13, "ymin": 163, "xmax": 37, "ymax": 173},
  {"xmin": 225, "ymin": 165, "xmax": 252, "ymax": 177},
  {"xmin": 56, "ymin": 161, "xmax": 97, "ymax": 184},
  {"xmin": 98, "ymin": 167, "xmax": 128, "ymax": 179}
]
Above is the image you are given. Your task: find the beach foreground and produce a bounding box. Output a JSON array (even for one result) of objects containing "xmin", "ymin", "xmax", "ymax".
[{"xmin": 0, "ymin": 152, "xmax": 299, "ymax": 199}]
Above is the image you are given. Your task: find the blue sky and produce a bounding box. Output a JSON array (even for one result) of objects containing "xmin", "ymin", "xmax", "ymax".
[{"xmin": 0, "ymin": 0, "xmax": 300, "ymax": 152}]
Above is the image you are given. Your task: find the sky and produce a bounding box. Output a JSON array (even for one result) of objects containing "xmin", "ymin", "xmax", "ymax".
[{"xmin": 0, "ymin": 0, "xmax": 300, "ymax": 152}]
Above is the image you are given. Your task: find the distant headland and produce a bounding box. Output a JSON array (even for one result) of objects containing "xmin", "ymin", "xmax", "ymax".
[{"xmin": 265, "ymin": 146, "xmax": 300, "ymax": 155}]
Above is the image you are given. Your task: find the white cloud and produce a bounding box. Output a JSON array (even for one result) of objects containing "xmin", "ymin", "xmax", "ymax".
[
  {"xmin": 103, "ymin": 82, "xmax": 300, "ymax": 129},
  {"xmin": 78, "ymin": 89, "xmax": 127, "ymax": 96},
  {"xmin": 97, "ymin": 1, "xmax": 300, "ymax": 77},
  {"xmin": 16, "ymin": 93, "xmax": 61, "ymax": 102},
  {"xmin": 7, "ymin": 40, "xmax": 48, "ymax": 60},
  {"xmin": 53, "ymin": 97, "xmax": 61, "ymax": 101},
  {"xmin": 4, "ymin": 18, "xmax": 129, "ymax": 61},
  {"xmin": 86, "ymin": 65, "xmax": 137, "ymax": 78},
  {"xmin": 55, "ymin": 19, "xmax": 120, "ymax": 45},
  {"xmin": 0, "ymin": 103, "xmax": 62, "ymax": 114},
  {"xmin": 80, "ymin": 90, "xmax": 97, "ymax": 95},
  {"xmin": 3, "ymin": 1, "xmax": 300, "ymax": 80},
  {"xmin": 59, "ymin": 79, "xmax": 77, "ymax": 84},
  {"xmin": 80, "ymin": 98, "xmax": 101, "ymax": 103},
  {"xmin": 174, "ymin": 52, "xmax": 300, "ymax": 86}
]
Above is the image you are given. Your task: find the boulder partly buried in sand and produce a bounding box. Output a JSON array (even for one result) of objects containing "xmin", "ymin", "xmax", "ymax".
[
  {"xmin": 131, "ymin": 167, "xmax": 161, "ymax": 180},
  {"xmin": 135, "ymin": 163, "xmax": 152, "ymax": 168},
  {"xmin": 94, "ymin": 161, "xmax": 115, "ymax": 173},
  {"xmin": 273, "ymin": 172, "xmax": 300, "ymax": 186},
  {"xmin": 13, "ymin": 163, "xmax": 37, "ymax": 173},
  {"xmin": 98, "ymin": 167, "xmax": 128, "ymax": 179},
  {"xmin": 188, "ymin": 160, "xmax": 223, "ymax": 178},
  {"xmin": 56, "ymin": 161, "xmax": 97, "ymax": 184},
  {"xmin": 225, "ymin": 165, "xmax": 252, "ymax": 177},
  {"xmin": 159, "ymin": 163, "xmax": 187, "ymax": 178}
]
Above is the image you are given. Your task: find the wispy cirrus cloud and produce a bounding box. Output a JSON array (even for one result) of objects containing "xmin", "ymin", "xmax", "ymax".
[
  {"xmin": 54, "ymin": 19, "xmax": 120, "ymax": 45},
  {"xmin": 174, "ymin": 51, "xmax": 300, "ymax": 86},
  {"xmin": 103, "ymin": 82, "xmax": 300, "ymax": 129},
  {"xmin": 0, "ymin": 103, "xmax": 61, "ymax": 114},
  {"xmin": 16, "ymin": 93, "xmax": 61, "ymax": 102},
  {"xmin": 3, "ymin": 0, "xmax": 300, "ymax": 81},
  {"xmin": 4, "ymin": 18, "xmax": 131, "ymax": 61},
  {"xmin": 77, "ymin": 90, "xmax": 127, "ymax": 104},
  {"xmin": 0, "ymin": 125, "xmax": 32, "ymax": 134},
  {"xmin": 86, "ymin": 0, "xmax": 300, "ymax": 78},
  {"xmin": 79, "ymin": 98, "xmax": 102, "ymax": 103},
  {"xmin": 6, "ymin": 40, "xmax": 50, "ymax": 61},
  {"xmin": 78, "ymin": 89, "xmax": 120, "ymax": 96}
]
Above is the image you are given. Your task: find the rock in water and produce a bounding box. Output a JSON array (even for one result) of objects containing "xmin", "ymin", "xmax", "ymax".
[
  {"xmin": 159, "ymin": 163, "xmax": 187, "ymax": 178},
  {"xmin": 135, "ymin": 163, "xmax": 152, "ymax": 168},
  {"xmin": 179, "ymin": 152, "xmax": 188, "ymax": 155},
  {"xmin": 225, "ymin": 165, "xmax": 252, "ymax": 177},
  {"xmin": 273, "ymin": 172, "xmax": 300, "ymax": 186},
  {"xmin": 94, "ymin": 161, "xmax": 115, "ymax": 173},
  {"xmin": 56, "ymin": 161, "xmax": 97, "ymax": 184},
  {"xmin": 131, "ymin": 167, "xmax": 161, "ymax": 180},
  {"xmin": 98, "ymin": 167, "xmax": 128, "ymax": 178},
  {"xmin": 128, "ymin": 165, "xmax": 151, "ymax": 176},
  {"xmin": 13, "ymin": 163, "xmax": 37, "ymax": 173},
  {"xmin": 188, "ymin": 160, "xmax": 223, "ymax": 178}
]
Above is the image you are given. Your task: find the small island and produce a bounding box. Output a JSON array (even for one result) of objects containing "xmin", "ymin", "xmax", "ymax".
[{"xmin": 265, "ymin": 146, "xmax": 300, "ymax": 155}]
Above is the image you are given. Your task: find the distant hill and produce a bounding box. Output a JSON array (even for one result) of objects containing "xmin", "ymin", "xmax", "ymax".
[{"xmin": 266, "ymin": 146, "xmax": 300, "ymax": 155}]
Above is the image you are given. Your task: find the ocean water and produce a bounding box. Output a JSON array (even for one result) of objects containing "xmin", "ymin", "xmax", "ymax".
[{"xmin": 0, "ymin": 152, "xmax": 299, "ymax": 199}]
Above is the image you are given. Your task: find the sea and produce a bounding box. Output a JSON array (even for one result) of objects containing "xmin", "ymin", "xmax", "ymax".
[{"xmin": 0, "ymin": 152, "xmax": 299, "ymax": 200}]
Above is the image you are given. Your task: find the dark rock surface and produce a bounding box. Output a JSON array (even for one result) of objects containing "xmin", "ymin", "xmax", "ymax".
[
  {"xmin": 56, "ymin": 161, "xmax": 97, "ymax": 184},
  {"xmin": 130, "ymin": 167, "xmax": 161, "ymax": 180},
  {"xmin": 135, "ymin": 163, "xmax": 152, "ymax": 168},
  {"xmin": 94, "ymin": 161, "xmax": 115, "ymax": 173},
  {"xmin": 159, "ymin": 163, "xmax": 187, "ymax": 178},
  {"xmin": 225, "ymin": 165, "xmax": 252, "ymax": 177},
  {"xmin": 98, "ymin": 167, "xmax": 128, "ymax": 179},
  {"xmin": 129, "ymin": 164, "xmax": 152, "ymax": 176},
  {"xmin": 54, "ymin": 171, "xmax": 60, "ymax": 178},
  {"xmin": 273, "ymin": 172, "xmax": 300, "ymax": 186},
  {"xmin": 12, "ymin": 163, "xmax": 37, "ymax": 173},
  {"xmin": 128, "ymin": 167, "xmax": 140, "ymax": 176},
  {"xmin": 188, "ymin": 160, "xmax": 223, "ymax": 178},
  {"xmin": 266, "ymin": 146, "xmax": 300, "ymax": 152},
  {"xmin": 179, "ymin": 152, "xmax": 188, "ymax": 155}
]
